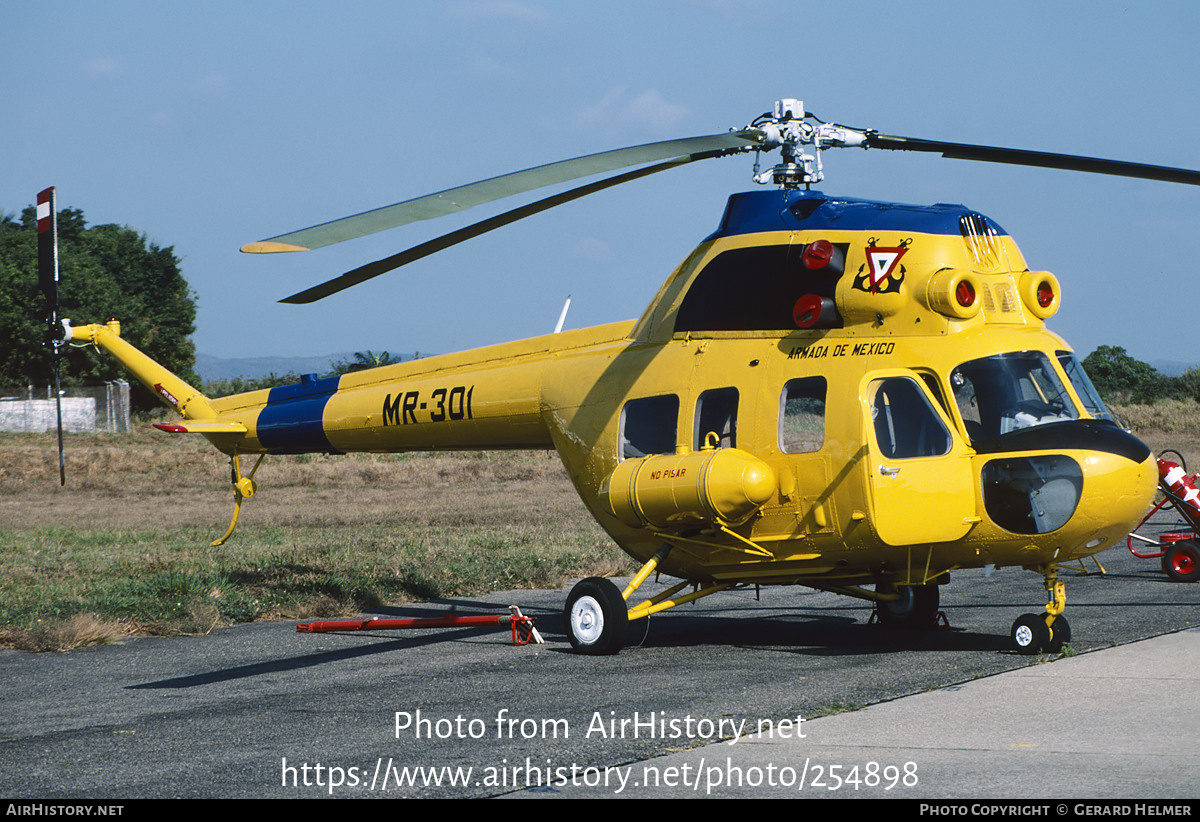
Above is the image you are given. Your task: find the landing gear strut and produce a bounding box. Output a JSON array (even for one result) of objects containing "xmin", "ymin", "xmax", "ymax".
[{"xmin": 1010, "ymin": 566, "xmax": 1070, "ymax": 655}]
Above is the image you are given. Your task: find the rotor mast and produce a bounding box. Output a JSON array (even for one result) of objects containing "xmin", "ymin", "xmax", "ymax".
[{"xmin": 750, "ymin": 98, "xmax": 868, "ymax": 189}]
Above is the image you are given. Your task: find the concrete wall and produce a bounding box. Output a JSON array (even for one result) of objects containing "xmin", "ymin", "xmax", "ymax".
[{"xmin": 0, "ymin": 382, "xmax": 131, "ymax": 433}]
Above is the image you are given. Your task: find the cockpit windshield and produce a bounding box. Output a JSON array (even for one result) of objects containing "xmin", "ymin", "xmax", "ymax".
[
  {"xmin": 950, "ymin": 351, "xmax": 1079, "ymax": 444},
  {"xmin": 1056, "ymin": 351, "xmax": 1114, "ymax": 422}
]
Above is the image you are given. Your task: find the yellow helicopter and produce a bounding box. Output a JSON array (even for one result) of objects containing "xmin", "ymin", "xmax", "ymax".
[{"xmin": 51, "ymin": 99, "xmax": 1200, "ymax": 656}]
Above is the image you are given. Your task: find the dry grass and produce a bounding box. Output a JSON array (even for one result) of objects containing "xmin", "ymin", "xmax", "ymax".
[
  {"xmin": 0, "ymin": 428, "xmax": 631, "ymax": 649},
  {"xmin": 1110, "ymin": 400, "xmax": 1200, "ymax": 469},
  {"xmin": 0, "ymin": 613, "xmax": 129, "ymax": 652}
]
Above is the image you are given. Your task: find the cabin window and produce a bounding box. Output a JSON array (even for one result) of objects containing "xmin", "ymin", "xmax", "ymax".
[
  {"xmin": 620, "ymin": 395, "xmax": 679, "ymax": 460},
  {"xmin": 870, "ymin": 378, "xmax": 951, "ymax": 459},
  {"xmin": 779, "ymin": 377, "xmax": 826, "ymax": 453},
  {"xmin": 694, "ymin": 387, "xmax": 738, "ymax": 449}
]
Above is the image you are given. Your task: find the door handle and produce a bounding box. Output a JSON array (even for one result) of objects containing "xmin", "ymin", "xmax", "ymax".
[{"xmin": 879, "ymin": 465, "xmax": 900, "ymax": 478}]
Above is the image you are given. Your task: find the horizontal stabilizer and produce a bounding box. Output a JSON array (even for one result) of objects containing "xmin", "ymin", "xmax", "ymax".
[{"xmin": 153, "ymin": 420, "xmax": 248, "ymax": 434}]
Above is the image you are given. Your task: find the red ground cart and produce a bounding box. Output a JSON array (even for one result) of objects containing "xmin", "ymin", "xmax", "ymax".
[{"xmin": 1127, "ymin": 450, "xmax": 1200, "ymax": 582}]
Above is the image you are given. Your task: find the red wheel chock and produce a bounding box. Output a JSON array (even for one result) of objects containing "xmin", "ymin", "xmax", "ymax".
[{"xmin": 297, "ymin": 605, "xmax": 544, "ymax": 645}]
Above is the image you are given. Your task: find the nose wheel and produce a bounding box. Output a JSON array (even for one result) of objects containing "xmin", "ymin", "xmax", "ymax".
[
  {"xmin": 1011, "ymin": 612, "xmax": 1070, "ymax": 655},
  {"xmin": 1010, "ymin": 567, "xmax": 1070, "ymax": 655}
]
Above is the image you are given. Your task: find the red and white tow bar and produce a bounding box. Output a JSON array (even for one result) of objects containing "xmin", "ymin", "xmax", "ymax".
[{"xmin": 297, "ymin": 605, "xmax": 544, "ymax": 646}]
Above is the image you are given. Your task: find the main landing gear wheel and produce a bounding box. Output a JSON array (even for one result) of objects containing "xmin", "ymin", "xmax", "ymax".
[
  {"xmin": 565, "ymin": 577, "xmax": 628, "ymax": 655},
  {"xmin": 1045, "ymin": 615, "xmax": 1071, "ymax": 654},
  {"xmin": 1011, "ymin": 613, "xmax": 1050, "ymax": 655},
  {"xmin": 875, "ymin": 582, "xmax": 940, "ymax": 628},
  {"xmin": 1164, "ymin": 540, "xmax": 1200, "ymax": 583}
]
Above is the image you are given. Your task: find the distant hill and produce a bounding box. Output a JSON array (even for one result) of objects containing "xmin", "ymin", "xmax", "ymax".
[
  {"xmin": 194, "ymin": 352, "xmax": 358, "ymax": 382},
  {"xmin": 1151, "ymin": 360, "xmax": 1197, "ymax": 377},
  {"xmin": 195, "ymin": 351, "xmax": 429, "ymax": 382}
]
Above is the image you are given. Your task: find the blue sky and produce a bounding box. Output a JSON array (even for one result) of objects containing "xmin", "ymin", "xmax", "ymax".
[{"xmin": 6, "ymin": 1, "xmax": 1198, "ymax": 366}]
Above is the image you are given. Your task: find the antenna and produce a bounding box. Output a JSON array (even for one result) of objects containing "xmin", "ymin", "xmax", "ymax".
[{"xmin": 554, "ymin": 295, "xmax": 572, "ymax": 334}]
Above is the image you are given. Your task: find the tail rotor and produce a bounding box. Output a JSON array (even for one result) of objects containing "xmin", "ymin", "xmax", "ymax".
[{"xmin": 37, "ymin": 186, "xmax": 65, "ymax": 486}]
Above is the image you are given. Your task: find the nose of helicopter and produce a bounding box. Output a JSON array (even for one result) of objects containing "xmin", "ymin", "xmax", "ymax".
[
  {"xmin": 977, "ymin": 421, "xmax": 1156, "ymax": 557},
  {"xmin": 1065, "ymin": 448, "xmax": 1158, "ymax": 556}
]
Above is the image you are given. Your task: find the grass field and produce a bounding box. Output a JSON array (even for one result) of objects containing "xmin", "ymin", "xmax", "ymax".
[
  {"xmin": 0, "ymin": 428, "xmax": 630, "ymax": 650},
  {"xmin": 2, "ymin": 401, "xmax": 1196, "ymax": 650}
]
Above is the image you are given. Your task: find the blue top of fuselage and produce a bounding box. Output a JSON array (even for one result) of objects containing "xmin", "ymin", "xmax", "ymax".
[{"xmin": 707, "ymin": 189, "xmax": 1008, "ymax": 240}]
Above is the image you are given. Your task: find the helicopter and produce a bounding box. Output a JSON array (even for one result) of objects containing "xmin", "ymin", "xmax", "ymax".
[{"xmin": 49, "ymin": 98, "xmax": 1200, "ymax": 656}]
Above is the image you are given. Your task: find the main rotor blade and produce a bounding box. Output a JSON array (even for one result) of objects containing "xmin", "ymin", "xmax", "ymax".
[
  {"xmin": 280, "ymin": 147, "xmax": 745, "ymax": 304},
  {"xmin": 866, "ymin": 133, "xmax": 1200, "ymax": 186},
  {"xmin": 247, "ymin": 130, "xmax": 763, "ymax": 254}
]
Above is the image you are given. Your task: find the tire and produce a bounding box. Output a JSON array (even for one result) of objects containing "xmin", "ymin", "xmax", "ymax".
[
  {"xmin": 875, "ymin": 582, "xmax": 940, "ymax": 629},
  {"xmin": 1011, "ymin": 613, "xmax": 1049, "ymax": 655},
  {"xmin": 564, "ymin": 577, "xmax": 628, "ymax": 655},
  {"xmin": 1045, "ymin": 615, "xmax": 1071, "ymax": 654},
  {"xmin": 1164, "ymin": 541, "xmax": 1200, "ymax": 583}
]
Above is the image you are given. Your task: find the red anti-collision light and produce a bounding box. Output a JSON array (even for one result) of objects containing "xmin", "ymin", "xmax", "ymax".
[
  {"xmin": 955, "ymin": 279, "xmax": 976, "ymax": 308},
  {"xmin": 801, "ymin": 240, "xmax": 833, "ymax": 270},
  {"xmin": 1037, "ymin": 281, "xmax": 1054, "ymax": 308}
]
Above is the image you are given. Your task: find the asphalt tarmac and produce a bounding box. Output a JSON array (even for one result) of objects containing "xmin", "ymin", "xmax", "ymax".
[{"xmin": 1, "ymin": 534, "xmax": 1197, "ymax": 800}]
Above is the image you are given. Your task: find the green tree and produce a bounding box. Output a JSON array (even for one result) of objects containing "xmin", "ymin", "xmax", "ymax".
[
  {"xmin": 330, "ymin": 350, "xmax": 401, "ymax": 374},
  {"xmin": 0, "ymin": 205, "xmax": 199, "ymax": 412},
  {"xmin": 1175, "ymin": 367, "xmax": 1200, "ymax": 404},
  {"xmin": 202, "ymin": 373, "xmax": 303, "ymax": 398},
  {"xmin": 1081, "ymin": 346, "xmax": 1170, "ymax": 404}
]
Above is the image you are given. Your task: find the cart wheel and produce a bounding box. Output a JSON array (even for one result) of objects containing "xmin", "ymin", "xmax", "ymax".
[
  {"xmin": 1045, "ymin": 615, "xmax": 1071, "ymax": 654},
  {"xmin": 1164, "ymin": 540, "xmax": 1200, "ymax": 583},
  {"xmin": 1011, "ymin": 613, "xmax": 1049, "ymax": 655},
  {"xmin": 564, "ymin": 577, "xmax": 628, "ymax": 655}
]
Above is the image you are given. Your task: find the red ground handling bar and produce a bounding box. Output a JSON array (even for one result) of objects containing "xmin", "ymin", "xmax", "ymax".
[{"xmin": 297, "ymin": 605, "xmax": 543, "ymax": 646}]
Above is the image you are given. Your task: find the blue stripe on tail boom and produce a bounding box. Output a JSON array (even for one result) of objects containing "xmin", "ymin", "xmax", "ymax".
[{"xmin": 256, "ymin": 373, "xmax": 342, "ymax": 454}]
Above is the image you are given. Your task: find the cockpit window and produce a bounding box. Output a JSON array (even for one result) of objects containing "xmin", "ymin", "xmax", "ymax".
[
  {"xmin": 1056, "ymin": 351, "xmax": 1114, "ymax": 422},
  {"xmin": 950, "ymin": 352, "xmax": 1078, "ymax": 443}
]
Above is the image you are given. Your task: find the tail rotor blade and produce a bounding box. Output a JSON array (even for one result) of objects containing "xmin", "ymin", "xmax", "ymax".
[
  {"xmin": 38, "ymin": 186, "xmax": 66, "ymax": 485},
  {"xmin": 37, "ymin": 187, "xmax": 59, "ymax": 306},
  {"xmin": 52, "ymin": 354, "xmax": 65, "ymax": 486}
]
